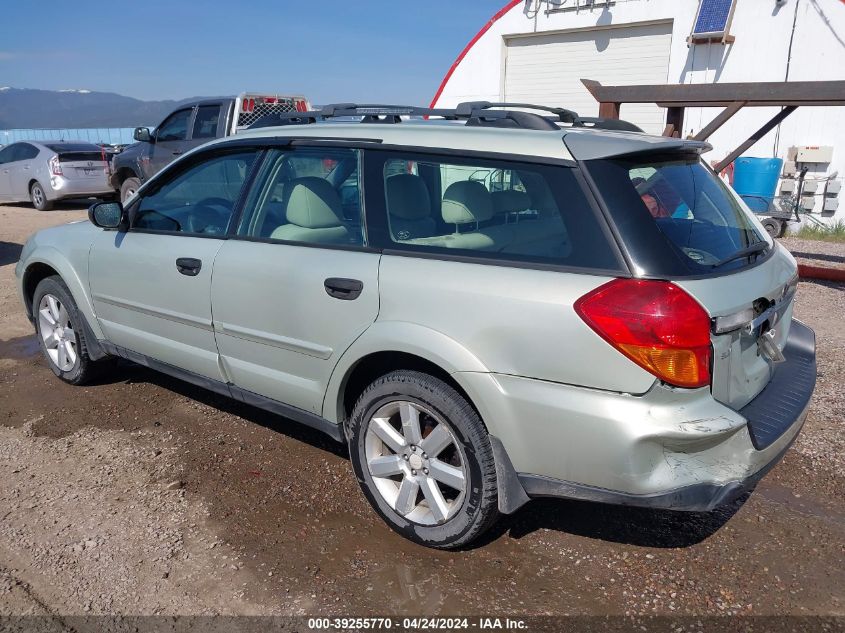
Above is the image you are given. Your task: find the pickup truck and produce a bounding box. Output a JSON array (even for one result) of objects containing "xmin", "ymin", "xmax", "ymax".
[{"xmin": 110, "ymin": 93, "xmax": 310, "ymax": 202}]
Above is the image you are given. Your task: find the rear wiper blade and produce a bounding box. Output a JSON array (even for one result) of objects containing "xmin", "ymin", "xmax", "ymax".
[{"xmin": 711, "ymin": 241, "xmax": 770, "ymax": 268}]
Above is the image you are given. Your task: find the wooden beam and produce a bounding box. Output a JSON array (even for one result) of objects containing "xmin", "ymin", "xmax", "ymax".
[
  {"xmin": 714, "ymin": 106, "xmax": 797, "ymax": 173},
  {"xmin": 581, "ymin": 78, "xmax": 845, "ymax": 107},
  {"xmin": 693, "ymin": 101, "xmax": 747, "ymax": 141}
]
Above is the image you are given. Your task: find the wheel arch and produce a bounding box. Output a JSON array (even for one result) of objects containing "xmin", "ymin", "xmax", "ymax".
[
  {"xmin": 21, "ymin": 250, "xmax": 104, "ymax": 341},
  {"xmin": 337, "ymin": 351, "xmax": 478, "ymax": 432},
  {"xmin": 326, "ymin": 321, "xmax": 530, "ymax": 516},
  {"xmin": 323, "ymin": 321, "xmax": 490, "ymax": 427},
  {"xmin": 113, "ymin": 166, "xmax": 138, "ymax": 186}
]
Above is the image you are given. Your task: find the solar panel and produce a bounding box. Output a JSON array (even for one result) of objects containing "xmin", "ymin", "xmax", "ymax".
[{"xmin": 692, "ymin": 0, "xmax": 735, "ymax": 36}]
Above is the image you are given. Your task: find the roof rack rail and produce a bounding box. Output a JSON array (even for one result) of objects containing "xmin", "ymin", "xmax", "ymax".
[
  {"xmin": 454, "ymin": 101, "xmax": 581, "ymax": 124},
  {"xmin": 246, "ymin": 101, "xmax": 642, "ymax": 133}
]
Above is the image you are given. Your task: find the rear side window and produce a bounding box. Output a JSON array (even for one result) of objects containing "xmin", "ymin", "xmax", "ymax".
[
  {"xmin": 192, "ymin": 105, "xmax": 220, "ymax": 139},
  {"xmin": 367, "ymin": 151, "xmax": 621, "ymax": 271},
  {"xmin": 14, "ymin": 143, "xmax": 39, "ymax": 160},
  {"xmin": 587, "ymin": 155, "xmax": 768, "ymax": 273}
]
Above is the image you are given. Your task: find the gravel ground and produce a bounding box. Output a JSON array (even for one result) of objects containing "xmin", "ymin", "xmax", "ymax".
[
  {"xmin": 780, "ymin": 236, "xmax": 845, "ymax": 270},
  {"xmin": 0, "ymin": 203, "xmax": 843, "ymax": 621}
]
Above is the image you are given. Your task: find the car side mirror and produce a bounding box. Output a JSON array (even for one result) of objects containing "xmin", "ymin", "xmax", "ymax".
[
  {"xmin": 134, "ymin": 127, "xmax": 153, "ymax": 143},
  {"xmin": 89, "ymin": 201, "xmax": 128, "ymax": 231}
]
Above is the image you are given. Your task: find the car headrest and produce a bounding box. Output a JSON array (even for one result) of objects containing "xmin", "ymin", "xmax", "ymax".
[
  {"xmin": 491, "ymin": 189, "xmax": 530, "ymax": 216},
  {"xmin": 386, "ymin": 174, "xmax": 431, "ymax": 220},
  {"xmin": 442, "ymin": 180, "xmax": 493, "ymax": 225},
  {"xmin": 285, "ymin": 177, "xmax": 344, "ymax": 228}
]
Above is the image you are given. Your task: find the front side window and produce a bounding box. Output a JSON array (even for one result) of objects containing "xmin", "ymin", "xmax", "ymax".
[
  {"xmin": 133, "ymin": 151, "xmax": 257, "ymax": 235},
  {"xmin": 156, "ymin": 109, "xmax": 192, "ymax": 142},
  {"xmin": 587, "ymin": 155, "xmax": 768, "ymax": 272},
  {"xmin": 369, "ymin": 151, "xmax": 621, "ymax": 271},
  {"xmin": 192, "ymin": 105, "xmax": 220, "ymax": 139},
  {"xmin": 237, "ymin": 147, "xmax": 364, "ymax": 247},
  {"xmin": 0, "ymin": 144, "xmax": 18, "ymax": 164}
]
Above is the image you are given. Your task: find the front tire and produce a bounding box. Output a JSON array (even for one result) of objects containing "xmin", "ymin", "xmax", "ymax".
[
  {"xmin": 33, "ymin": 276, "xmax": 101, "ymax": 385},
  {"xmin": 30, "ymin": 181, "xmax": 53, "ymax": 211},
  {"xmin": 348, "ymin": 370, "xmax": 499, "ymax": 549},
  {"xmin": 120, "ymin": 177, "xmax": 141, "ymax": 204}
]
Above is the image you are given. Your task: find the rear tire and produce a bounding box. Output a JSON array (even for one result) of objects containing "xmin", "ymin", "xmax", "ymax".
[
  {"xmin": 33, "ymin": 276, "xmax": 103, "ymax": 385},
  {"xmin": 348, "ymin": 370, "xmax": 499, "ymax": 549},
  {"xmin": 120, "ymin": 177, "xmax": 141, "ymax": 204},
  {"xmin": 30, "ymin": 181, "xmax": 53, "ymax": 211}
]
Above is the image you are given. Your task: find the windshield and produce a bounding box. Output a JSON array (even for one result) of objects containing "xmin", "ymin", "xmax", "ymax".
[{"xmin": 587, "ymin": 154, "xmax": 769, "ymax": 274}]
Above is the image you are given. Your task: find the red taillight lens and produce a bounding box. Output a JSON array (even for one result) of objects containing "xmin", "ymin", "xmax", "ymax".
[
  {"xmin": 49, "ymin": 155, "xmax": 63, "ymax": 176},
  {"xmin": 574, "ymin": 279, "xmax": 712, "ymax": 388}
]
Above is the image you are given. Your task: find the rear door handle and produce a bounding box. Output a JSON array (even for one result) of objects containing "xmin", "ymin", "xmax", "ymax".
[
  {"xmin": 172, "ymin": 150, "xmax": 183, "ymax": 156},
  {"xmin": 324, "ymin": 277, "xmax": 363, "ymax": 300},
  {"xmin": 176, "ymin": 257, "xmax": 202, "ymax": 276}
]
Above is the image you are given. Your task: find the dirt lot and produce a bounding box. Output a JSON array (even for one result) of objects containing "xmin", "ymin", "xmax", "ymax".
[{"xmin": 1, "ymin": 203, "xmax": 843, "ymax": 621}]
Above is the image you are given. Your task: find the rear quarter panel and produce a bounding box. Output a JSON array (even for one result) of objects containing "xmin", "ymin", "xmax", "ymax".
[{"xmin": 373, "ymin": 255, "xmax": 657, "ymax": 392}]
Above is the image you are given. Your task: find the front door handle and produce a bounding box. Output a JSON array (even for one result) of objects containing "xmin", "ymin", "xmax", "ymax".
[
  {"xmin": 324, "ymin": 277, "xmax": 363, "ymax": 300},
  {"xmin": 176, "ymin": 257, "xmax": 202, "ymax": 276},
  {"xmin": 172, "ymin": 150, "xmax": 183, "ymax": 156}
]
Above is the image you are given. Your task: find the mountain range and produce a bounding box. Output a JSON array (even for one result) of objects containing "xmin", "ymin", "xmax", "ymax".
[{"xmin": 0, "ymin": 87, "xmax": 215, "ymax": 129}]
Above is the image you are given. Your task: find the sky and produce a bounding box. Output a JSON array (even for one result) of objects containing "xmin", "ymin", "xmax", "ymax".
[{"xmin": 0, "ymin": 1, "xmax": 508, "ymax": 104}]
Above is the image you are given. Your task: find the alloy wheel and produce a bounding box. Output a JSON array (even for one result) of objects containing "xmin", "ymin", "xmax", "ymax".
[
  {"xmin": 32, "ymin": 185, "xmax": 45, "ymax": 208},
  {"xmin": 364, "ymin": 400, "xmax": 467, "ymax": 525},
  {"xmin": 38, "ymin": 293, "xmax": 77, "ymax": 372}
]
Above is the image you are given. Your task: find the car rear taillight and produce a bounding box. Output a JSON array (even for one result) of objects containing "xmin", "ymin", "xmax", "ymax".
[
  {"xmin": 574, "ymin": 279, "xmax": 712, "ymax": 388},
  {"xmin": 49, "ymin": 155, "xmax": 63, "ymax": 176}
]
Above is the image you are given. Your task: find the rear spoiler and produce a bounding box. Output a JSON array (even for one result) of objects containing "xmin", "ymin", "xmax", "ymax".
[{"xmin": 563, "ymin": 130, "xmax": 712, "ymax": 161}]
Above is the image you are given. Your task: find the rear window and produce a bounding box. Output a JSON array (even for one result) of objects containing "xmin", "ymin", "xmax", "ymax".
[
  {"xmin": 192, "ymin": 105, "xmax": 220, "ymax": 139},
  {"xmin": 367, "ymin": 151, "xmax": 622, "ymax": 272},
  {"xmin": 45, "ymin": 143, "xmax": 101, "ymax": 153},
  {"xmin": 587, "ymin": 154, "xmax": 768, "ymax": 274}
]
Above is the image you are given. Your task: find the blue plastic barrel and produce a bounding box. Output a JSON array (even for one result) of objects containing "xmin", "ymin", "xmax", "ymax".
[{"xmin": 732, "ymin": 157, "xmax": 783, "ymax": 213}]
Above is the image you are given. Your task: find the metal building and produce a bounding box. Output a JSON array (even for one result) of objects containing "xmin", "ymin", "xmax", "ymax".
[{"xmin": 431, "ymin": 0, "xmax": 845, "ymax": 220}]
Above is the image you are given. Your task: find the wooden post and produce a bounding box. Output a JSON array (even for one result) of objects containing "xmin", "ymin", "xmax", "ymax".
[
  {"xmin": 665, "ymin": 107, "xmax": 684, "ymax": 138},
  {"xmin": 598, "ymin": 101, "xmax": 620, "ymax": 119}
]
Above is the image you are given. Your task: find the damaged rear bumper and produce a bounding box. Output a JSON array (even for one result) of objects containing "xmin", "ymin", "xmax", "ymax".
[
  {"xmin": 516, "ymin": 419, "xmax": 804, "ymax": 512},
  {"xmin": 462, "ymin": 319, "xmax": 816, "ymax": 514}
]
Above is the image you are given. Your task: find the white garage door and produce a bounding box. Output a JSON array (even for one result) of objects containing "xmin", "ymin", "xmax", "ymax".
[{"xmin": 504, "ymin": 21, "xmax": 673, "ymax": 135}]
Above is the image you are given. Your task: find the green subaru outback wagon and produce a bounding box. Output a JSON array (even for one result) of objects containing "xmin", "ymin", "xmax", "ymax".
[{"xmin": 16, "ymin": 103, "xmax": 816, "ymax": 548}]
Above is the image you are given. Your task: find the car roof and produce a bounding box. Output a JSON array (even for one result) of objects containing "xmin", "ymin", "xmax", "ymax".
[
  {"xmin": 227, "ymin": 119, "xmax": 708, "ymax": 163},
  {"xmin": 235, "ymin": 121, "xmax": 577, "ymax": 160}
]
